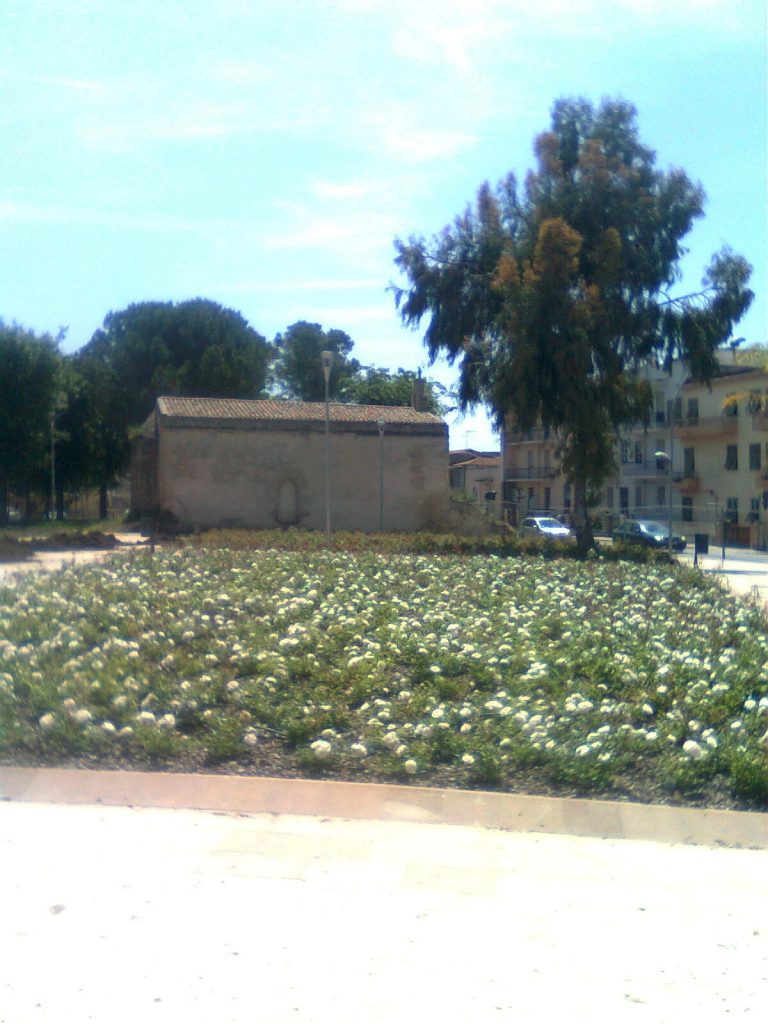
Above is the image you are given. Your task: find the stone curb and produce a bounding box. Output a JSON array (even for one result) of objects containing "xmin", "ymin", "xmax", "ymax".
[{"xmin": 1, "ymin": 766, "xmax": 766, "ymax": 849}]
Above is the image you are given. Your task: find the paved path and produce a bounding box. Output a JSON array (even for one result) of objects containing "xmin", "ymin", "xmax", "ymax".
[{"xmin": 1, "ymin": 785, "xmax": 767, "ymax": 1023}]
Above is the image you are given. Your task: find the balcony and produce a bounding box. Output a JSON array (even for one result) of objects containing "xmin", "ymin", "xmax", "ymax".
[
  {"xmin": 506, "ymin": 466, "xmax": 560, "ymax": 481},
  {"xmin": 505, "ymin": 427, "xmax": 554, "ymax": 444},
  {"xmin": 617, "ymin": 460, "xmax": 669, "ymax": 479},
  {"xmin": 676, "ymin": 473, "xmax": 700, "ymax": 495},
  {"xmin": 674, "ymin": 413, "xmax": 738, "ymax": 440}
]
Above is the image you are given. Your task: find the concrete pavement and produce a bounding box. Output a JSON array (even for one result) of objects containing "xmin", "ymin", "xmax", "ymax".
[{"xmin": 1, "ymin": 770, "xmax": 767, "ymax": 1023}]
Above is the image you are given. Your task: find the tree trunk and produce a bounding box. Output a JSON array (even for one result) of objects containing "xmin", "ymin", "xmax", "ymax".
[
  {"xmin": 572, "ymin": 477, "xmax": 596, "ymax": 555},
  {"xmin": 99, "ymin": 482, "xmax": 108, "ymax": 520},
  {"xmin": 55, "ymin": 483, "xmax": 65, "ymax": 522},
  {"xmin": 0, "ymin": 475, "xmax": 8, "ymax": 527}
]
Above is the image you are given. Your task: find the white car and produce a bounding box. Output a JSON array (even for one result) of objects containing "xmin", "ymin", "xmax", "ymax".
[{"xmin": 519, "ymin": 515, "xmax": 572, "ymax": 539}]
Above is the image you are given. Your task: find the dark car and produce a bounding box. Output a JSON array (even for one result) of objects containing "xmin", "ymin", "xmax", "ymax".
[{"xmin": 612, "ymin": 519, "xmax": 686, "ymax": 551}]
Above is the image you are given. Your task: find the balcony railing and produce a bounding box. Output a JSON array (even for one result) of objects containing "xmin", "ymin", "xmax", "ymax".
[
  {"xmin": 674, "ymin": 413, "xmax": 738, "ymax": 439},
  {"xmin": 505, "ymin": 427, "xmax": 554, "ymax": 443},
  {"xmin": 506, "ymin": 466, "xmax": 560, "ymax": 480},
  {"xmin": 616, "ymin": 460, "xmax": 669, "ymax": 478}
]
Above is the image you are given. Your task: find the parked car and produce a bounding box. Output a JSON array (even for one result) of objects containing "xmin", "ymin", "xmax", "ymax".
[
  {"xmin": 612, "ymin": 519, "xmax": 687, "ymax": 551},
  {"xmin": 519, "ymin": 515, "xmax": 573, "ymax": 539}
]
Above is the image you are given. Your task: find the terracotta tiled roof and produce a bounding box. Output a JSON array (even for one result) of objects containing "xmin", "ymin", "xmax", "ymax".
[
  {"xmin": 156, "ymin": 396, "xmax": 444, "ymax": 426},
  {"xmin": 450, "ymin": 455, "xmax": 500, "ymax": 469}
]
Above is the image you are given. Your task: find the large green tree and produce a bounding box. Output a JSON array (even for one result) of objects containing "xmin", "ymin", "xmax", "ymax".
[
  {"xmin": 85, "ymin": 298, "xmax": 271, "ymax": 427},
  {"xmin": 53, "ymin": 350, "xmax": 132, "ymax": 519},
  {"xmin": 0, "ymin": 321, "xmax": 62, "ymax": 525},
  {"xmin": 271, "ymin": 321, "xmax": 360, "ymax": 401},
  {"xmin": 394, "ymin": 97, "xmax": 753, "ymax": 550}
]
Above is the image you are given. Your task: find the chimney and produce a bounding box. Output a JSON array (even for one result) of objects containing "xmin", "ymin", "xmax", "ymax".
[{"xmin": 411, "ymin": 368, "xmax": 427, "ymax": 412}]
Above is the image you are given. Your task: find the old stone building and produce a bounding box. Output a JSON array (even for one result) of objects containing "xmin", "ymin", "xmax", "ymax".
[{"xmin": 131, "ymin": 396, "xmax": 448, "ymax": 532}]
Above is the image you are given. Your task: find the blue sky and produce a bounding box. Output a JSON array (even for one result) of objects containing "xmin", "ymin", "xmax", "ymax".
[{"xmin": 2, "ymin": 0, "xmax": 766, "ymax": 449}]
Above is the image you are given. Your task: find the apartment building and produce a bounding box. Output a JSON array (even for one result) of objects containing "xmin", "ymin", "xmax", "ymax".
[{"xmin": 502, "ymin": 358, "xmax": 768, "ymax": 548}]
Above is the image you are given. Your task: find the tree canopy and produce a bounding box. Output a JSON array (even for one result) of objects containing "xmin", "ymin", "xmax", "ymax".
[
  {"xmin": 271, "ymin": 321, "xmax": 360, "ymax": 401},
  {"xmin": 394, "ymin": 96, "xmax": 753, "ymax": 548},
  {"xmin": 341, "ymin": 366, "xmax": 444, "ymax": 414},
  {"xmin": 84, "ymin": 298, "xmax": 271, "ymax": 427},
  {"xmin": 0, "ymin": 321, "xmax": 62, "ymax": 524}
]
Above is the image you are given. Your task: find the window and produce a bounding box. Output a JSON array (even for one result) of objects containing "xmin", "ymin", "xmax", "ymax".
[
  {"xmin": 604, "ymin": 486, "xmax": 613, "ymax": 509},
  {"xmin": 543, "ymin": 486, "xmax": 551, "ymax": 509},
  {"xmin": 634, "ymin": 486, "xmax": 643, "ymax": 512},
  {"xmin": 634, "ymin": 442, "xmax": 643, "ymax": 465},
  {"xmin": 725, "ymin": 497, "xmax": 738, "ymax": 523},
  {"xmin": 682, "ymin": 496, "xmax": 693, "ymax": 522},
  {"xmin": 619, "ymin": 487, "xmax": 629, "ymax": 514},
  {"xmin": 654, "ymin": 393, "xmax": 665, "ymax": 424},
  {"xmin": 749, "ymin": 443, "xmax": 762, "ymax": 471},
  {"xmin": 620, "ymin": 439, "xmax": 631, "ymax": 464},
  {"xmin": 747, "ymin": 391, "xmax": 763, "ymax": 414},
  {"xmin": 686, "ymin": 397, "xmax": 699, "ymax": 424},
  {"xmin": 667, "ymin": 396, "xmax": 682, "ymax": 423},
  {"xmin": 657, "ymin": 485, "xmax": 666, "ymax": 509},
  {"xmin": 563, "ymin": 483, "xmax": 572, "ymax": 509},
  {"xmin": 749, "ymin": 497, "xmax": 760, "ymax": 523},
  {"xmin": 725, "ymin": 445, "xmax": 738, "ymax": 470},
  {"xmin": 684, "ymin": 447, "xmax": 695, "ymax": 476}
]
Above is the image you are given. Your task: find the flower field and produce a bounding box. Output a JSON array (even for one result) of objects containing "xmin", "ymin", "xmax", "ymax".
[{"xmin": 1, "ymin": 547, "xmax": 767, "ymax": 809}]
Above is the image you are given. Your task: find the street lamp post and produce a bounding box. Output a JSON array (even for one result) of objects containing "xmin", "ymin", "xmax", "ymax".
[
  {"xmin": 50, "ymin": 410, "xmax": 56, "ymax": 522},
  {"xmin": 654, "ymin": 448, "xmax": 674, "ymax": 557},
  {"xmin": 376, "ymin": 418, "xmax": 385, "ymax": 532},
  {"xmin": 321, "ymin": 350, "xmax": 333, "ymax": 547}
]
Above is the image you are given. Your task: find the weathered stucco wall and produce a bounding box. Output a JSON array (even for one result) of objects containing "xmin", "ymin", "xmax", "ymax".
[{"xmin": 156, "ymin": 420, "xmax": 448, "ymax": 531}]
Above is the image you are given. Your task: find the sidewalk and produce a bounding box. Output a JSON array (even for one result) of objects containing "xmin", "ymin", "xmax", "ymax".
[
  {"xmin": 678, "ymin": 547, "xmax": 768, "ymax": 608},
  {"xmin": 1, "ymin": 769, "xmax": 767, "ymax": 1022}
]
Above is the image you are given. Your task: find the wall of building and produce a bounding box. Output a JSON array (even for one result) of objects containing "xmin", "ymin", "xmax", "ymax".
[
  {"xmin": 501, "ymin": 362, "xmax": 768, "ymax": 547},
  {"xmin": 155, "ymin": 421, "xmax": 448, "ymax": 532}
]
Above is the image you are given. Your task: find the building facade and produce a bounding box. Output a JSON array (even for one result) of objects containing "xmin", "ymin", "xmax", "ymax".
[
  {"xmin": 501, "ymin": 359, "xmax": 768, "ymax": 548},
  {"xmin": 131, "ymin": 397, "xmax": 449, "ymax": 532},
  {"xmin": 449, "ymin": 451, "xmax": 501, "ymax": 516}
]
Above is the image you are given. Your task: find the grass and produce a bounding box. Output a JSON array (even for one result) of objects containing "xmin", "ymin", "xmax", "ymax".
[
  {"xmin": 0, "ymin": 516, "xmax": 124, "ymax": 539},
  {"xmin": 0, "ymin": 541, "xmax": 766, "ymax": 810}
]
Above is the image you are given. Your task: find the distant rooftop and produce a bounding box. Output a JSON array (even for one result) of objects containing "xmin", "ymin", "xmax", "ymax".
[{"xmin": 450, "ymin": 455, "xmax": 500, "ymax": 469}]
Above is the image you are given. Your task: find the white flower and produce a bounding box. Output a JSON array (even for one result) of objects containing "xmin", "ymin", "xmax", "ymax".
[
  {"xmin": 349, "ymin": 743, "xmax": 368, "ymax": 758},
  {"xmin": 575, "ymin": 744, "xmax": 591, "ymax": 757},
  {"xmin": 158, "ymin": 713, "xmax": 176, "ymax": 729},
  {"xmin": 243, "ymin": 731, "xmax": 258, "ymax": 747},
  {"xmin": 226, "ymin": 679, "xmax": 239, "ymax": 692},
  {"xmin": 404, "ymin": 759, "xmax": 418, "ymax": 774},
  {"xmin": 431, "ymin": 707, "xmax": 444, "ymax": 719},
  {"xmin": 101, "ymin": 721, "xmax": 116, "ymax": 734},
  {"xmin": 461, "ymin": 753, "xmax": 475, "ymax": 766},
  {"xmin": 39, "ymin": 713, "xmax": 55, "ymax": 730},
  {"xmin": 311, "ymin": 739, "xmax": 332, "ymax": 759},
  {"xmin": 136, "ymin": 711, "xmax": 156, "ymax": 726},
  {"xmin": 72, "ymin": 708, "xmax": 93, "ymax": 725},
  {"xmin": 682, "ymin": 739, "xmax": 704, "ymax": 760}
]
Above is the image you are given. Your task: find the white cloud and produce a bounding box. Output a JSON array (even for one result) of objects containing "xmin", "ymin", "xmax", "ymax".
[
  {"xmin": 311, "ymin": 180, "xmax": 381, "ymax": 201},
  {"xmin": 0, "ymin": 200, "xmax": 205, "ymax": 235},
  {"xmin": 217, "ymin": 277, "xmax": 383, "ymax": 295}
]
